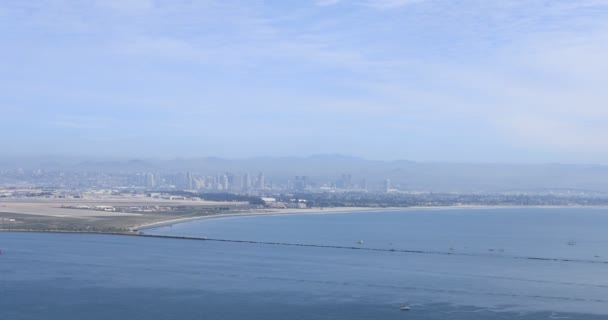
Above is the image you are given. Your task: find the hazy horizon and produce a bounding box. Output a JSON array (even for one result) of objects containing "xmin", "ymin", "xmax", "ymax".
[
  {"xmin": 5, "ymin": 153, "xmax": 608, "ymax": 166},
  {"xmin": 3, "ymin": 3, "xmax": 608, "ymax": 317}
]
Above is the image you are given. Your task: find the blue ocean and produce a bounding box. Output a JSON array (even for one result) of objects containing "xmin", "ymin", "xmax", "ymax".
[{"xmin": 2, "ymin": 208, "xmax": 608, "ymax": 319}]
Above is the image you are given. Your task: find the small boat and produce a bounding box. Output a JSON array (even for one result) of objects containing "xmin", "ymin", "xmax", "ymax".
[
  {"xmin": 400, "ymin": 306, "xmax": 411, "ymax": 311},
  {"xmin": 357, "ymin": 240, "xmax": 364, "ymax": 245}
]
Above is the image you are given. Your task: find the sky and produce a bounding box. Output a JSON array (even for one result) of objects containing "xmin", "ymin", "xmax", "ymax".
[{"xmin": 2, "ymin": 0, "xmax": 608, "ymax": 163}]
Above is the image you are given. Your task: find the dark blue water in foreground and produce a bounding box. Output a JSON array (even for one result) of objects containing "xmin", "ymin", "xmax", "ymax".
[{"xmin": 2, "ymin": 208, "xmax": 608, "ymax": 319}]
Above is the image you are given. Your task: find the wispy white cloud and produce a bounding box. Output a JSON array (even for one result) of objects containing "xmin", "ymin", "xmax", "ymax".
[
  {"xmin": 401, "ymin": 25, "xmax": 608, "ymax": 152},
  {"xmin": 315, "ymin": 0, "xmax": 341, "ymax": 6},
  {"xmin": 363, "ymin": 0, "xmax": 427, "ymax": 9},
  {"xmin": 95, "ymin": 0, "xmax": 155, "ymax": 13},
  {"xmin": 3, "ymin": 0, "xmax": 608, "ymax": 160},
  {"xmin": 501, "ymin": 115, "xmax": 608, "ymax": 151},
  {"xmin": 51, "ymin": 116, "xmax": 111, "ymax": 130}
]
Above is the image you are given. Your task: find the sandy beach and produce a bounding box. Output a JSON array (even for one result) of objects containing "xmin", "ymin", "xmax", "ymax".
[
  {"xmin": 133, "ymin": 206, "xmax": 406, "ymax": 231},
  {"xmin": 133, "ymin": 204, "xmax": 608, "ymax": 231},
  {"xmin": 3, "ymin": 199, "xmax": 608, "ymax": 235}
]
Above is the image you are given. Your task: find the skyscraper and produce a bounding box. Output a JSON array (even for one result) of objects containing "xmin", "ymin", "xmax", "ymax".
[
  {"xmin": 338, "ymin": 173, "xmax": 352, "ymax": 189},
  {"xmin": 243, "ymin": 173, "xmax": 251, "ymax": 191},
  {"xmin": 230, "ymin": 174, "xmax": 242, "ymax": 191},
  {"xmin": 294, "ymin": 176, "xmax": 307, "ymax": 191},
  {"xmin": 257, "ymin": 172, "xmax": 265, "ymax": 190},
  {"xmin": 185, "ymin": 171, "xmax": 193, "ymax": 190},
  {"xmin": 221, "ymin": 174, "xmax": 229, "ymax": 191},
  {"xmin": 144, "ymin": 172, "xmax": 156, "ymax": 188},
  {"xmin": 384, "ymin": 178, "xmax": 391, "ymax": 193}
]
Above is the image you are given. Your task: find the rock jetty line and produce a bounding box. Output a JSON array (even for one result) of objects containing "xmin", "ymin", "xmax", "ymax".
[{"xmin": 136, "ymin": 233, "xmax": 608, "ymax": 265}]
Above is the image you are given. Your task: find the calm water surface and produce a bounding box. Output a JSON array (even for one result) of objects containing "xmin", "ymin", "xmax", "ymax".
[{"xmin": 2, "ymin": 208, "xmax": 608, "ymax": 319}]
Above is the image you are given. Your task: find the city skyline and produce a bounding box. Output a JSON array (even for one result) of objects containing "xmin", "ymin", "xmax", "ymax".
[
  {"xmin": 3, "ymin": 2, "xmax": 608, "ymax": 318},
  {"xmin": 5, "ymin": 153, "xmax": 608, "ymax": 194}
]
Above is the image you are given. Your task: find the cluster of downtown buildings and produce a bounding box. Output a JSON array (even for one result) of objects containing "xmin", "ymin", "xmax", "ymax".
[
  {"xmin": 140, "ymin": 172, "xmax": 382, "ymax": 193},
  {"xmin": 0, "ymin": 169, "xmax": 390, "ymax": 194},
  {"xmin": 0, "ymin": 169, "xmax": 391, "ymax": 193},
  {"xmin": 142, "ymin": 172, "xmax": 266, "ymax": 192}
]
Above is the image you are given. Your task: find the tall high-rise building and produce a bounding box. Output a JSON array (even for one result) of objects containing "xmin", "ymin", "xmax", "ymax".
[
  {"xmin": 338, "ymin": 173, "xmax": 352, "ymax": 189},
  {"xmin": 185, "ymin": 171, "xmax": 193, "ymax": 190},
  {"xmin": 214, "ymin": 174, "xmax": 222, "ymax": 190},
  {"xmin": 384, "ymin": 178, "xmax": 391, "ymax": 193},
  {"xmin": 221, "ymin": 174, "xmax": 229, "ymax": 191},
  {"xmin": 257, "ymin": 172, "xmax": 265, "ymax": 190},
  {"xmin": 294, "ymin": 176, "xmax": 307, "ymax": 191},
  {"xmin": 194, "ymin": 177, "xmax": 204, "ymax": 190},
  {"xmin": 210, "ymin": 175, "xmax": 219, "ymax": 190},
  {"xmin": 229, "ymin": 174, "xmax": 242, "ymax": 191},
  {"xmin": 243, "ymin": 173, "xmax": 251, "ymax": 191},
  {"xmin": 144, "ymin": 172, "xmax": 156, "ymax": 188}
]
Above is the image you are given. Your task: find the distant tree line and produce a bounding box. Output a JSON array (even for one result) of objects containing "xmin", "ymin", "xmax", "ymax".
[
  {"xmin": 165, "ymin": 191, "xmax": 265, "ymax": 205},
  {"xmin": 277, "ymin": 192, "xmax": 608, "ymax": 208}
]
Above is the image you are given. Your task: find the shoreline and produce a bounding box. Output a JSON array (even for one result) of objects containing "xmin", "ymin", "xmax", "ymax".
[
  {"xmin": 134, "ymin": 204, "xmax": 608, "ymax": 231},
  {"xmin": 3, "ymin": 204, "xmax": 608, "ymax": 236},
  {"xmin": 132, "ymin": 207, "xmax": 405, "ymax": 231}
]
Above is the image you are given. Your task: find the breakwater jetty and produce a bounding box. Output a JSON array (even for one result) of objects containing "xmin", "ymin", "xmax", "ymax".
[{"xmin": 137, "ymin": 233, "xmax": 608, "ymax": 266}]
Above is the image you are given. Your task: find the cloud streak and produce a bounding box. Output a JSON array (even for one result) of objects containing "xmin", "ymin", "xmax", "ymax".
[
  {"xmin": 2, "ymin": 0, "xmax": 608, "ymax": 161},
  {"xmin": 363, "ymin": 0, "xmax": 427, "ymax": 9}
]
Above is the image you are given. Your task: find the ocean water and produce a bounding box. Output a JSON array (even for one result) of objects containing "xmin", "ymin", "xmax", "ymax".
[{"xmin": 2, "ymin": 207, "xmax": 608, "ymax": 319}]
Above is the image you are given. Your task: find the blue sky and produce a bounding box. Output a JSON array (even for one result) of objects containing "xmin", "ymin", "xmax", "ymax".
[{"xmin": 2, "ymin": 0, "xmax": 608, "ymax": 163}]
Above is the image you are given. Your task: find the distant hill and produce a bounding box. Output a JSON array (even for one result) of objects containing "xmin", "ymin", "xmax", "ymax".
[{"xmin": 2, "ymin": 155, "xmax": 608, "ymax": 193}]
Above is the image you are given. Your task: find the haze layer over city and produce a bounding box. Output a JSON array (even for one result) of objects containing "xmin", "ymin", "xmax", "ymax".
[
  {"xmin": 3, "ymin": 2, "xmax": 608, "ymax": 319},
  {"xmin": 3, "ymin": 0, "xmax": 608, "ymax": 229}
]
